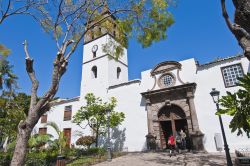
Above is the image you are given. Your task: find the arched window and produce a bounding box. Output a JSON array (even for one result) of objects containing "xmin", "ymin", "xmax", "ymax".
[
  {"xmin": 117, "ymin": 67, "xmax": 121, "ymax": 79},
  {"xmin": 91, "ymin": 66, "xmax": 97, "ymax": 78}
]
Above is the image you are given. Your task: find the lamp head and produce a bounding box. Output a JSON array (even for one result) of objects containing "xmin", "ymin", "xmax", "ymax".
[{"xmin": 210, "ymin": 88, "xmax": 220, "ymax": 103}]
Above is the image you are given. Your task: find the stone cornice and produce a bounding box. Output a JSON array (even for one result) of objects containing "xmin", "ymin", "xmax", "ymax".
[
  {"xmin": 141, "ymin": 83, "xmax": 196, "ymax": 98},
  {"xmin": 83, "ymin": 54, "xmax": 128, "ymax": 67}
]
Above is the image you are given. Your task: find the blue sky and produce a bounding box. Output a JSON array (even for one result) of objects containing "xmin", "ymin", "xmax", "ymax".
[{"xmin": 0, "ymin": 0, "xmax": 241, "ymax": 98}]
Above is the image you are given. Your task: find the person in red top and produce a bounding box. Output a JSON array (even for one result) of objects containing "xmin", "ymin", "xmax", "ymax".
[{"xmin": 168, "ymin": 134, "xmax": 175, "ymax": 157}]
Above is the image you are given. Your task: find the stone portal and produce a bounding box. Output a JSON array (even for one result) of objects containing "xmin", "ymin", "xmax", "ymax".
[
  {"xmin": 158, "ymin": 105, "xmax": 188, "ymax": 149},
  {"xmin": 141, "ymin": 83, "xmax": 204, "ymax": 151}
]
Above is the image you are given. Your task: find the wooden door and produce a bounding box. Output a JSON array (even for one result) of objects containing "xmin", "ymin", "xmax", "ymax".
[{"xmin": 63, "ymin": 128, "xmax": 71, "ymax": 147}]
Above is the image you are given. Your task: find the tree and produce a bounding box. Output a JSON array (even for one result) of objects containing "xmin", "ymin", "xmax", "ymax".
[
  {"xmin": 46, "ymin": 121, "xmax": 67, "ymax": 155},
  {"xmin": 0, "ymin": 0, "xmax": 46, "ymax": 24},
  {"xmin": 0, "ymin": 55, "xmax": 18, "ymax": 96},
  {"xmin": 220, "ymin": 0, "xmax": 250, "ymax": 61},
  {"xmin": 217, "ymin": 73, "xmax": 250, "ymax": 137},
  {"xmin": 0, "ymin": 93, "xmax": 30, "ymax": 147},
  {"xmin": 10, "ymin": 1, "xmax": 174, "ymax": 165},
  {"xmin": 73, "ymin": 93, "xmax": 125, "ymax": 147},
  {"xmin": 0, "ymin": 0, "xmax": 45, "ymax": 94}
]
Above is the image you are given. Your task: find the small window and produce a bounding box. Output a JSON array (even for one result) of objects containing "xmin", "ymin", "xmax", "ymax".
[
  {"xmin": 99, "ymin": 27, "xmax": 102, "ymax": 35},
  {"xmin": 221, "ymin": 64, "xmax": 244, "ymax": 87},
  {"xmin": 162, "ymin": 75, "xmax": 174, "ymax": 86},
  {"xmin": 91, "ymin": 66, "xmax": 97, "ymax": 78},
  {"xmin": 41, "ymin": 114, "xmax": 47, "ymax": 123},
  {"xmin": 159, "ymin": 74, "xmax": 175, "ymax": 88},
  {"xmin": 91, "ymin": 30, "xmax": 94, "ymax": 40},
  {"xmin": 93, "ymin": 52, "xmax": 96, "ymax": 58},
  {"xmin": 64, "ymin": 105, "xmax": 72, "ymax": 121},
  {"xmin": 117, "ymin": 67, "xmax": 121, "ymax": 79},
  {"xmin": 39, "ymin": 128, "xmax": 47, "ymax": 135}
]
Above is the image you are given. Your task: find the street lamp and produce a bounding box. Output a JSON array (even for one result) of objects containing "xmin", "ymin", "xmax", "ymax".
[
  {"xmin": 106, "ymin": 109, "xmax": 112, "ymax": 161},
  {"xmin": 210, "ymin": 88, "xmax": 233, "ymax": 166}
]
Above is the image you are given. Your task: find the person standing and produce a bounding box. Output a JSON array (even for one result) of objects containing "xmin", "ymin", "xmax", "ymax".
[
  {"xmin": 175, "ymin": 131, "xmax": 182, "ymax": 153},
  {"xmin": 168, "ymin": 133, "xmax": 175, "ymax": 157},
  {"xmin": 180, "ymin": 129, "xmax": 186, "ymax": 149}
]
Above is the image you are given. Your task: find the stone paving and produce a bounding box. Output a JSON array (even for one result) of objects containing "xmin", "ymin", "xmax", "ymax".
[{"xmin": 94, "ymin": 152, "xmax": 234, "ymax": 166}]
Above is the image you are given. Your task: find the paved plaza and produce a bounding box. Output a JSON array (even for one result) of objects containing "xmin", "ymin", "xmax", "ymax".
[{"xmin": 94, "ymin": 152, "xmax": 234, "ymax": 166}]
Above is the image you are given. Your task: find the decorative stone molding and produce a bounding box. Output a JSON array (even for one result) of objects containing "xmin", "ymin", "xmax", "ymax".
[
  {"xmin": 157, "ymin": 72, "xmax": 176, "ymax": 88},
  {"xmin": 141, "ymin": 83, "xmax": 204, "ymax": 151},
  {"xmin": 177, "ymin": 69, "xmax": 185, "ymax": 84},
  {"xmin": 150, "ymin": 61, "xmax": 182, "ymax": 76},
  {"xmin": 165, "ymin": 100, "xmax": 171, "ymax": 106}
]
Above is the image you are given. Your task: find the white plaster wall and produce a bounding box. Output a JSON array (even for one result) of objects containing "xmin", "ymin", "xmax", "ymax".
[
  {"xmin": 107, "ymin": 82, "xmax": 148, "ymax": 151},
  {"xmin": 140, "ymin": 58, "xmax": 197, "ymax": 91},
  {"xmin": 108, "ymin": 58, "xmax": 128, "ymax": 86},
  {"xmin": 194, "ymin": 57, "xmax": 250, "ymax": 152},
  {"xmin": 140, "ymin": 69, "xmax": 155, "ymax": 91},
  {"xmin": 82, "ymin": 34, "xmax": 127, "ymax": 64},
  {"xmin": 81, "ymin": 34, "xmax": 128, "ymax": 100},
  {"xmin": 178, "ymin": 58, "xmax": 197, "ymax": 83},
  {"xmin": 81, "ymin": 57, "xmax": 109, "ymax": 99},
  {"xmin": 34, "ymin": 99, "xmax": 92, "ymax": 147}
]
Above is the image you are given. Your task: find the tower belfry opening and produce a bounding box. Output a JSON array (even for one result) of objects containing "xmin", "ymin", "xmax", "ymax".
[{"xmin": 84, "ymin": 3, "xmax": 118, "ymax": 44}]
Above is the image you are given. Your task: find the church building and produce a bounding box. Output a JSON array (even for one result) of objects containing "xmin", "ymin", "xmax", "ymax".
[{"xmin": 34, "ymin": 8, "xmax": 250, "ymax": 152}]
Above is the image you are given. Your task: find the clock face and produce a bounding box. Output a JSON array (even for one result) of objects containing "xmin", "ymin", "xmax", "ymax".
[{"xmin": 92, "ymin": 45, "xmax": 98, "ymax": 53}]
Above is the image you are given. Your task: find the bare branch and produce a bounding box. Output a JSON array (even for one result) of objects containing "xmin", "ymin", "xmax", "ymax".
[
  {"xmin": 23, "ymin": 40, "xmax": 39, "ymax": 112},
  {"xmin": 221, "ymin": 0, "xmax": 250, "ymax": 39}
]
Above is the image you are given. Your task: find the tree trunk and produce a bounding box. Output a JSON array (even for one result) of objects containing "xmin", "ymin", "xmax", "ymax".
[
  {"xmin": 233, "ymin": 0, "xmax": 250, "ymax": 61},
  {"xmin": 10, "ymin": 121, "xmax": 32, "ymax": 166},
  {"xmin": 95, "ymin": 129, "xmax": 99, "ymax": 147},
  {"xmin": 221, "ymin": 0, "xmax": 250, "ymax": 61}
]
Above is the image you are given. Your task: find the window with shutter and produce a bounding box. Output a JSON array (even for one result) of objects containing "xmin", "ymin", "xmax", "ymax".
[
  {"xmin": 41, "ymin": 114, "xmax": 47, "ymax": 123},
  {"xmin": 39, "ymin": 128, "xmax": 47, "ymax": 135},
  {"xmin": 64, "ymin": 105, "xmax": 72, "ymax": 121}
]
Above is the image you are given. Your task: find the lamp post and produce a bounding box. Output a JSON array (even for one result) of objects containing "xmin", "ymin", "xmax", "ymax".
[
  {"xmin": 106, "ymin": 109, "xmax": 112, "ymax": 161},
  {"xmin": 210, "ymin": 88, "xmax": 233, "ymax": 166}
]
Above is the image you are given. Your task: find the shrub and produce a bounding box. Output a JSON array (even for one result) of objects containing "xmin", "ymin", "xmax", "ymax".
[
  {"xmin": 63, "ymin": 147, "xmax": 77, "ymax": 158},
  {"xmin": 25, "ymin": 150, "xmax": 57, "ymax": 166},
  {"xmin": 0, "ymin": 151, "xmax": 12, "ymax": 166},
  {"xmin": 76, "ymin": 136, "xmax": 95, "ymax": 149},
  {"xmin": 76, "ymin": 147, "xmax": 106, "ymax": 157}
]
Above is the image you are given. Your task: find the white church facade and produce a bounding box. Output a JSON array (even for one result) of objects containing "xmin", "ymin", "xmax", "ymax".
[{"xmin": 34, "ymin": 10, "xmax": 250, "ymax": 152}]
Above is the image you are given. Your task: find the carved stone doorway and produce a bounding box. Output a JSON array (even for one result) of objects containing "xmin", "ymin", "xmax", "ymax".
[
  {"xmin": 141, "ymin": 83, "xmax": 204, "ymax": 151},
  {"xmin": 158, "ymin": 105, "xmax": 188, "ymax": 149}
]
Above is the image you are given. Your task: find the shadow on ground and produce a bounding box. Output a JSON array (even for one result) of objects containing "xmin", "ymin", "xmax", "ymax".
[{"xmin": 144, "ymin": 152, "xmax": 229, "ymax": 166}]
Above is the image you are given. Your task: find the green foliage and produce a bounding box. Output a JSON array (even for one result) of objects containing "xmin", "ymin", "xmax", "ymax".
[
  {"xmin": 29, "ymin": 0, "xmax": 174, "ymax": 59},
  {"xmin": 0, "ymin": 93, "xmax": 30, "ymax": 143},
  {"xmin": 73, "ymin": 93, "xmax": 125, "ymax": 147},
  {"xmin": 0, "ymin": 44, "xmax": 11, "ymax": 56},
  {"xmin": 0, "ymin": 149, "xmax": 58, "ymax": 166},
  {"xmin": 75, "ymin": 147, "xmax": 106, "ymax": 157},
  {"xmin": 0, "ymin": 54, "xmax": 17, "ymax": 94},
  {"xmin": 76, "ymin": 136, "xmax": 95, "ymax": 149},
  {"xmin": 25, "ymin": 150, "xmax": 57, "ymax": 166},
  {"xmin": 0, "ymin": 151, "xmax": 12, "ymax": 166},
  {"xmin": 218, "ymin": 73, "xmax": 250, "ymax": 137},
  {"xmin": 28, "ymin": 134, "xmax": 54, "ymax": 150},
  {"xmin": 46, "ymin": 121, "xmax": 67, "ymax": 155}
]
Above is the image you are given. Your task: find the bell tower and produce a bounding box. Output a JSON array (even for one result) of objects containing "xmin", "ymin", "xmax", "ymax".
[{"xmin": 80, "ymin": 4, "xmax": 128, "ymax": 100}]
